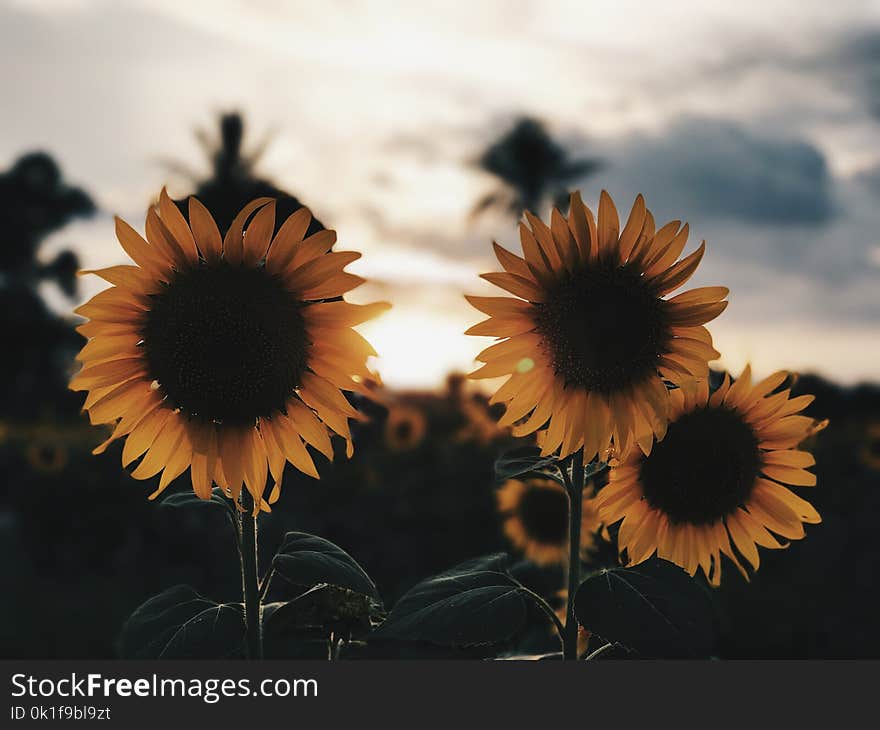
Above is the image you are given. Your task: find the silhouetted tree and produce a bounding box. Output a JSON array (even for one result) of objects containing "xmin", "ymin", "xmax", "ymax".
[
  {"xmin": 471, "ymin": 117, "xmax": 601, "ymax": 219},
  {"xmin": 0, "ymin": 153, "xmax": 95, "ymax": 418},
  {"xmin": 0, "ymin": 152, "xmax": 94, "ymax": 297},
  {"xmin": 170, "ymin": 112, "xmax": 324, "ymax": 236}
]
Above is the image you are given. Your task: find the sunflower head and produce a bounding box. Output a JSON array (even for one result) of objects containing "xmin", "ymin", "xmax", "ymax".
[
  {"xmin": 597, "ymin": 367, "xmax": 824, "ymax": 586},
  {"xmin": 466, "ymin": 190, "xmax": 727, "ymax": 463},
  {"xmin": 861, "ymin": 421, "xmax": 880, "ymax": 471},
  {"xmin": 453, "ymin": 397, "xmax": 508, "ymax": 444},
  {"xmin": 26, "ymin": 439, "xmax": 68, "ymax": 474},
  {"xmin": 71, "ymin": 189, "xmax": 388, "ymax": 511},
  {"xmin": 497, "ymin": 476, "xmax": 602, "ymax": 565},
  {"xmin": 383, "ymin": 405, "xmax": 428, "ymax": 452}
]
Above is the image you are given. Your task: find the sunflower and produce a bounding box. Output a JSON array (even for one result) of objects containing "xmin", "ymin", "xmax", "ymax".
[
  {"xmin": 71, "ymin": 189, "xmax": 388, "ymax": 510},
  {"xmin": 466, "ymin": 190, "xmax": 727, "ymax": 462},
  {"xmin": 497, "ymin": 476, "xmax": 602, "ymax": 565},
  {"xmin": 596, "ymin": 368, "xmax": 823, "ymax": 586},
  {"xmin": 384, "ymin": 405, "xmax": 427, "ymax": 452},
  {"xmin": 25, "ymin": 439, "xmax": 68, "ymax": 474},
  {"xmin": 454, "ymin": 397, "xmax": 507, "ymax": 444},
  {"xmin": 861, "ymin": 421, "xmax": 880, "ymax": 471}
]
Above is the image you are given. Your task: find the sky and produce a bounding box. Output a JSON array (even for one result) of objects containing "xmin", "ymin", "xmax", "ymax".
[{"xmin": 3, "ymin": 0, "xmax": 880, "ymax": 388}]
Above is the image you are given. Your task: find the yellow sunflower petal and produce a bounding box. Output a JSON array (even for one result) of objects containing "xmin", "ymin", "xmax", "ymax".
[
  {"xmin": 754, "ymin": 480, "xmax": 821, "ymax": 523},
  {"xmin": 289, "ymin": 251, "xmax": 362, "ymax": 295},
  {"xmin": 223, "ymin": 197, "xmax": 274, "ymax": 266},
  {"xmin": 114, "ymin": 216, "xmax": 168, "ymax": 278},
  {"xmin": 241, "ymin": 200, "xmax": 276, "ymax": 266},
  {"xmin": 265, "ymin": 207, "xmax": 313, "ymax": 275},
  {"xmin": 762, "ymin": 449, "xmax": 816, "ymax": 468},
  {"xmin": 158, "ymin": 187, "xmax": 199, "ymax": 263},
  {"xmin": 188, "ymin": 197, "xmax": 223, "ymax": 261},
  {"xmin": 479, "ymin": 272, "xmax": 546, "ymax": 302},
  {"xmin": 617, "ymin": 194, "xmax": 646, "ymax": 262},
  {"xmin": 130, "ymin": 415, "xmax": 185, "ymax": 480},
  {"xmin": 761, "ymin": 463, "xmax": 817, "ymax": 487},
  {"xmin": 652, "ymin": 241, "xmax": 706, "ymax": 295},
  {"xmin": 567, "ymin": 191, "xmax": 596, "ymax": 261},
  {"xmin": 492, "ymin": 240, "xmax": 533, "ymax": 279},
  {"xmin": 596, "ymin": 190, "xmax": 620, "ymax": 261}
]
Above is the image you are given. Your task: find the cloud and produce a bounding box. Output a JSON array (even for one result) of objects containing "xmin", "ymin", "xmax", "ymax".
[
  {"xmin": 856, "ymin": 165, "xmax": 880, "ymax": 195},
  {"xmin": 833, "ymin": 30, "xmax": 880, "ymax": 120},
  {"xmin": 560, "ymin": 116, "xmax": 880, "ymax": 331},
  {"xmin": 593, "ymin": 117, "xmax": 833, "ymax": 226}
]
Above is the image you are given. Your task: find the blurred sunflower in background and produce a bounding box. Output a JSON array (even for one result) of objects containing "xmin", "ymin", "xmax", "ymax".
[
  {"xmin": 467, "ymin": 190, "xmax": 727, "ymax": 463},
  {"xmin": 597, "ymin": 368, "xmax": 824, "ymax": 585},
  {"xmin": 71, "ymin": 189, "xmax": 388, "ymax": 510},
  {"xmin": 25, "ymin": 439, "xmax": 68, "ymax": 474},
  {"xmin": 497, "ymin": 476, "xmax": 602, "ymax": 565},
  {"xmin": 455, "ymin": 398, "xmax": 507, "ymax": 444},
  {"xmin": 861, "ymin": 421, "xmax": 880, "ymax": 471},
  {"xmin": 384, "ymin": 405, "xmax": 428, "ymax": 452}
]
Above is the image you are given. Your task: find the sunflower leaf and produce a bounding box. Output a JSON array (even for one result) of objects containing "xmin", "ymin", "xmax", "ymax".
[
  {"xmin": 272, "ymin": 531, "xmax": 381, "ymax": 603},
  {"xmin": 573, "ymin": 559, "xmax": 716, "ymax": 658},
  {"xmin": 369, "ymin": 553, "xmax": 535, "ymax": 648},
  {"xmin": 264, "ymin": 585, "xmax": 382, "ymax": 633},
  {"xmin": 160, "ymin": 486, "xmax": 230, "ymax": 511},
  {"xmin": 118, "ymin": 584, "xmax": 245, "ymax": 659},
  {"xmin": 261, "ymin": 584, "xmax": 385, "ymax": 657},
  {"xmin": 494, "ymin": 446, "xmax": 563, "ymax": 484}
]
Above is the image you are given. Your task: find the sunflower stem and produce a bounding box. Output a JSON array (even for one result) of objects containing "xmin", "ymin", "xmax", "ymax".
[
  {"xmin": 563, "ymin": 449, "xmax": 584, "ymax": 661},
  {"xmin": 238, "ymin": 490, "xmax": 263, "ymax": 660},
  {"xmin": 516, "ymin": 586, "xmax": 566, "ymax": 651},
  {"xmin": 259, "ymin": 566, "xmax": 275, "ymax": 603},
  {"xmin": 583, "ymin": 641, "xmax": 614, "ymax": 661}
]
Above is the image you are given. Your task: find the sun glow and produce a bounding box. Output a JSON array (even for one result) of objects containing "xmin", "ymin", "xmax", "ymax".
[{"xmin": 358, "ymin": 305, "xmax": 481, "ymax": 390}]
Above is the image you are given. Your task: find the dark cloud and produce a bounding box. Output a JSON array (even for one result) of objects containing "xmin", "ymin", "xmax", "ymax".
[
  {"xmin": 595, "ymin": 117, "xmax": 833, "ymax": 226},
  {"xmin": 558, "ymin": 116, "xmax": 880, "ymax": 326},
  {"xmin": 856, "ymin": 165, "xmax": 880, "ymax": 195},
  {"xmin": 834, "ymin": 31, "xmax": 880, "ymax": 120}
]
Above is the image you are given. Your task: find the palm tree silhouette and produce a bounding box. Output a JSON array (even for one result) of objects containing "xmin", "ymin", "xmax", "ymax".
[
  {"xmin": 0, "ymin": 152, "xmax": 95, "ymax": 417},
  {"xmin": 168, "ymin": 112, "xmax": 324, "ymax": 236},
  {"xmin": 0, "ymin": 152, "xmax": 94, "ymax": 298},
  {"xmin": 471, "ymin": 117, "xmax": 601, "ymax": 219}
]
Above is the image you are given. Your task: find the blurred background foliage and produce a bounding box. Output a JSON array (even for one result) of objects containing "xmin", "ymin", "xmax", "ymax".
[{"xmin": 1, "ymin": 114, "xmax": 879, "ymax": 659}]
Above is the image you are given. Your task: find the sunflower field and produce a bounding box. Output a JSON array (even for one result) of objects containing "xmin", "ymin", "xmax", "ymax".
[
  {"xmin": 2, "ymin": 3, "xmax": 879, "ymax": 670},
  {"xmin": 2, "ymin": 152, "xmax": 878, "ymax": 662}
]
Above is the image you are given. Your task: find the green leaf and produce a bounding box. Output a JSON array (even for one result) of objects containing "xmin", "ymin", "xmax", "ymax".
[
  {"xmin": 574, "ymin": 559, "xmax": 716, "ymax": 658},
  {"xmin": 264, "ymin": 584, "xmax": 382, "ymax": 634},
  {"xmin": 370, "ymin": 554, "xmax": 533, "ymax": 647},
  {"xmin": 160, "ymin": 487, "xmax": 230, "ymax": 511},
  {"xmin": 494, "ymin": 446, "xmax": 562, "ymax": 484},
  {"xmin": 118, "ymin": 585, "xmax": 245, "ymax": 659},
  {"xmin": 272, "ymin": 532, "xmax": 380, "ymax": 602},
  {"xmin": 261, "ymin": 586, "xmax": 384, "ymax": 659}
]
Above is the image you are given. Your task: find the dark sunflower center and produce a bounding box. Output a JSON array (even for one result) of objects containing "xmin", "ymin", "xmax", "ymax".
[
  {"xmin": 517, "ymin": 484, "xmax": 569, "ymax": 545},
  {"xmin": 142, "ymin": 262, "xmax": 308, "ymax": 425},
  {"xmin": 639, "ymin": 406, "xmax": 761, "ymax": 525},
  {"xmin": 395, "ymin": 421, "xmax": 414, "ymax": 441},
  {"xmin": 534, "ymin": 262, "xmax": 670, "ymax": 393}
]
